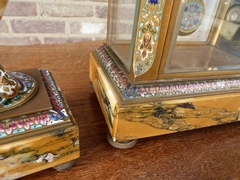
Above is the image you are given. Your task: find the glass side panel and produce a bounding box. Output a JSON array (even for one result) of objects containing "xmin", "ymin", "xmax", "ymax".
[
  {"xmin": 108, "ymin": 0, "xmax": 139, "ymax": 72},
  {"xmin": 165, "ymin": 0, "xmax": 240, "ymax": 73}
]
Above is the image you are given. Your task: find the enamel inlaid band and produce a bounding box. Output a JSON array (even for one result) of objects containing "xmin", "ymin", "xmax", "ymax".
[
  {"xmin": 95, "ymin": 46, "xmax": 240, "ymax": 99},
  {"xmin": 0, "ymin": 70, "xmax": 70, "ymax": 138}
]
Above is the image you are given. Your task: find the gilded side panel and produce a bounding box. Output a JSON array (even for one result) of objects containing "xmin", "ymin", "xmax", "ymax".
[{"xmin": 90, "ymin": 53, "xmax": 118, "ymax": 133}]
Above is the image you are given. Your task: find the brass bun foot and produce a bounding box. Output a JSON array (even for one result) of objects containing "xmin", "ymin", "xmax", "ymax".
[
  {"xmin": 107, "ymin": 132, "xmax": 137, "ymax": 149},
  {"xmin": 52, "ymin": 159, "xmax": 77, "ymax": 171}
]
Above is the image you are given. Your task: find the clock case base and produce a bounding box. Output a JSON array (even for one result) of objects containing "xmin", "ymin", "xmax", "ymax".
[
  {"xmin": 90, "ymin": 46, "xmax": 240, "ymax": 144},
  {"xmin": 0, "ymin": 69, "xmax": 80, "ymax": 179}
]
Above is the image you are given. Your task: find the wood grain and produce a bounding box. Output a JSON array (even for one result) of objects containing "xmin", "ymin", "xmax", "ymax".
[{"xmin": 1, "ymin": 41, "xmax": 240, "ymax": 180}]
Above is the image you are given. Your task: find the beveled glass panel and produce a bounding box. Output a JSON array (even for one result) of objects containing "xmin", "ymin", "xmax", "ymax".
[
  {"xmin": 107, "ymin": 0, "xmax": 139, "ymax": 72},
  {"xmin": 165, "ymin": 0, "xmax": 240, "ymax": 73}
]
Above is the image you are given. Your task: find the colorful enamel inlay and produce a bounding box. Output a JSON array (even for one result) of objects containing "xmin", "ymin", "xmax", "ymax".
[
  {"xmin": 149, "ymin": 0, "xmax": 158, "ymax": 5},
  {"xmin": 0, "ymin": 70, "xmax": 69, "ymax": 138},
  {"xmin": 95, "ymin": 46, "xmax": 240, "ymax": 99},
  {"xmin": 0, "ymin": 66, "xmax": 38, "ymax": 113},
  {"xmin": 179, "ymin": 0, "xmax": 205, "ymax": 36},
  {"xmin": 133, "ymin": 0, "xmax": 165, "ymax": 76}
]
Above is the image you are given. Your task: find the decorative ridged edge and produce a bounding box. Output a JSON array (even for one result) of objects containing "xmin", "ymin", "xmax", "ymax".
[
  {"xmin": 95, "ymin": 46, "xmax": 240, "ymax": 99},
  {"xmin": 0, "ymin": 70, "xmax": 70, "ymax": 138}
]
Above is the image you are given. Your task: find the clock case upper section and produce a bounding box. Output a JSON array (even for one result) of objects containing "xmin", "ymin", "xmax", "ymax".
[{"xmin": 105, "ymin": 0, "xmax": 240, "ymax": 84}]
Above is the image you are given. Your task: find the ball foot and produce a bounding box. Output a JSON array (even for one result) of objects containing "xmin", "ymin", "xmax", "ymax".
[
  {"xmin": 107, "ymin": 132, "xmax": 137, "ymax": 149},
  {"xmin": 52, "ymin": 159, "xmax": 77, "ymax": 171}
]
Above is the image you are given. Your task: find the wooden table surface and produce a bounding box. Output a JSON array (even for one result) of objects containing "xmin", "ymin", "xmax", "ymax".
[{"xmin": 1, "ymin": 41, "xmax": 240, "ymax": 180}]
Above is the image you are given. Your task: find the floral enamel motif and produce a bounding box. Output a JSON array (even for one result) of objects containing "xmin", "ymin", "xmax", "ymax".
[
  {"xmin": 179, "ymin": 0, "xmax": 205, "ymax": 36},
  {"xmin": 0, "ymin": 70, "xmax": 69, "ymax": 138},
  {"xmin": 0, "ymin": 65, "xmax": 38, "ymax": 112},
  {"xmin": 96, "ymin": 46, "xmax": 240, "ymax": 99},
  {"xmin": 134, "ymin": 0, "xmax": 165, "ymax": 76}
]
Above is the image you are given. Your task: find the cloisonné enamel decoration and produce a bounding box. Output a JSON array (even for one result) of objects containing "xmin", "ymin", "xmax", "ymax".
[
  {"xmin": 149, "ymin": 0, "xmax": 158, "ymax": 5},
  {"xmin": 134, "ymin": 0, "xmax": 165, "ymax": 76},
  {"xmin": 0, "ymin": 68, "xmax": 80, "ymax": 179},
  {"xmin": 0, "ymin": 64, "xmax": 38, "ymax": 112},
  {"xmin": 179, "ymin": 0, "xmax": 205, "ymax": 36}
]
